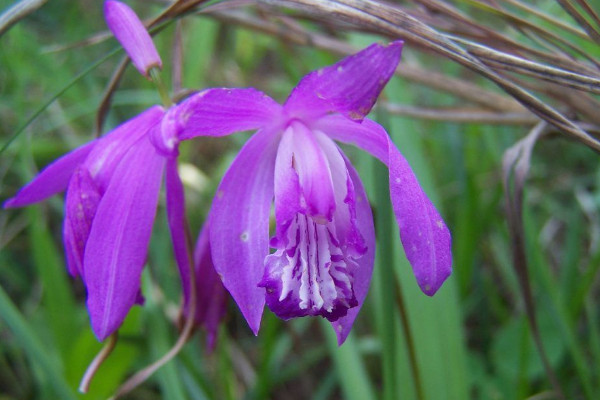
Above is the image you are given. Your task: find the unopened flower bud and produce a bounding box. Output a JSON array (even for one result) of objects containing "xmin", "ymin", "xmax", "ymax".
[{"xmin": 104, "ymin": 0, "xmax": 162, "ymax": 77}]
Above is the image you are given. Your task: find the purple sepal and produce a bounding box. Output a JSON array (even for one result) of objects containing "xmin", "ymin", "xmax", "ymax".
[
  {"xmin": 4, "ymin": 141, "xmax": 96, "ymax": 208},
  {"xmin": 63, "ymin": 166, "xmax": 101, "ymax": 279},
  {"xmin": 176, "ymin": 88, "xmax": 283, "ymax": 140},
  {"xmin": 193, "ymin": 223, "xmax": 228, "ymax": 351},
  {"xmin": 209, "ymin": 128, "xmax": 279, "ymax": 335},
  {"xmin": 85, "ymin": 136, "xmax": 165, "ymax": 341},
  {"xmin": 284, "ymin": 41, "xmax": 403, "ymax": 122},
  {"xmin": 317, "ymin": 115, "xmax": 452, "ymax": 295}
]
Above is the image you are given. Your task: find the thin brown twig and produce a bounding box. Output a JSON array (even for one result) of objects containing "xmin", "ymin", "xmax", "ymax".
[
  {"xmin": 95, "ymin": 55, "xmax": 129, "ymax": 136},
  {"xmin": 498, "ymin": 0, "xmax": 589, "ymax": 39},
  {"xmin": 78, "ymin": 332, "xmax": 119, "ymax": 393},
  {"xmin": 208, "ymin": 8, "xmax": 525, "ymax": 112},
  {"xmin": 172, "ymin": 20, "xmax": 184, "ymax": 93},
  {"xmin": 110, "ymin": 218, "xmax": 198, "ymax": 399},
  {"xmin": 452, "ymin": 37, "xmax": 600, "ymax": 93},
  {"xmin": 381, "ymin": 102, "xmax": 538, "ymax": 124},
  {"xmin": 555, "ymin": 0, "xmax": 600, "ymax": 45},
  {"xmin": 264, "ymin": 0, "xmax": 600, "ymax": 150},
  {"xmin": 502, "ymin": 122, "xmax": 566, "ymax": 400}
]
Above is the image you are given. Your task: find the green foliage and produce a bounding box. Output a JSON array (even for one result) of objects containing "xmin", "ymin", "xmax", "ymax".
[{"xmin": 1, "ymin": 1, "xmax": 599, "ymax": 399}]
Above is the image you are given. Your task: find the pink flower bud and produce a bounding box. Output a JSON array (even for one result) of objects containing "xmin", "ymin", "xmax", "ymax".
[{"xmin": 104, "ymin": 1, "xmax": 162, "ymax": 77}]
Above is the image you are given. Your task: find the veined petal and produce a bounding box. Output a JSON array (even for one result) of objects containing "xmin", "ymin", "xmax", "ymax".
[
  {"xmin": 193, "ymin": 223, "xmax": 228, "ymax": 351},
  {"xmin": 273, "ymin": 126, "xmax": 302, "ymax": 242},
  {"xmin": 63, "ymin": 166, "xmax": 101, "ymax": 279},
  {"xmin": 313, "ymin": 132, "xmax": 366, "ymax": 256},
  {"xmin": 85, "ymin": 136, "xmax": 165, "ymax": 341},
  {"xmin": 331, "ymin": 158, "xmax": 375, "ymax": 345},
  {"xmin": 318, "ymin": 115, "xmax": 452, "ymax": 296},
  {"xmin": 4, "ymin": 141, "xmax": 95, "ymax": 208},
  {"xmin": 210, "ymin": 128, "xmax": 279, "ymax": 335},
  {"xmin": 84, "ymin": 105, "xmax": 164, "ymax": 192},
  {"xmin": 289, "ymin": 121, "xmax": 336, "ymax": 222},
  {"xmin": 104, "ymin": 0, "xmax": 162, "ymax": 77},
  {"xmin": 175, "ymin": 88, "xmax": 283, "ymax": 140},
  {"xmin": 284, "ymin": 41, "xmax": 403, "ymax": 122}
]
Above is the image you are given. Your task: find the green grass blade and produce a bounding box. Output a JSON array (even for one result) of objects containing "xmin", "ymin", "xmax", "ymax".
[{"xmin": 0, "ymin": 284, "xmax": 77, "ymax": 400}]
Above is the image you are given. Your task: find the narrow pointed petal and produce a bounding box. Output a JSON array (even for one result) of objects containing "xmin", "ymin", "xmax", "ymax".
[
  {"xmin": 289, "ymin": 122, "xmax": 336, "ymax": 221},
  {"xmin": 4, "ymin": 141, "xmax": 95, "ymax": 208},
  {"xmin": 85, "ymin": 137, "xmax": 165, "ymax": 341},
  {"xmin": 193, "ymin": 223, "xmax": 227, "ymax": 351},
  {"xmin": 104, "ymin": 0, "xmax": 162, "ymax": 77},
  {"xmin": 318, "ymin": 115, "xmax": 452, "ymax": 295},
  {"xmin": 85, "ymin": 105, "xmax": 164, "ymax": 191},
  {"xmin": 313, "ymin": 132, "xmax": 367, "ymax": 256},
  {"xmin": 63, "ymin": 166, "xmax": 101, "ymax": 278},
  {"xmin": 175, "ymin": 88, "xmax": 283, "ymax": 140},
  {"xmin": 165, "ymin": 158, "xmax": 192, "ymax": 305},
  {"xmin": 284, "ymin": 41, "xmax": 402, "ymax": 122},
  {"xmin": 210, "ymin": 128, "xmax": 279, "ymax": 335},
  {"xmin": 331, "ymin": 159, "xmax": 375, "ymax": 345},
  {"xmin": 273, "ymin": 126, "xmax": 302, "ymax": 241}
]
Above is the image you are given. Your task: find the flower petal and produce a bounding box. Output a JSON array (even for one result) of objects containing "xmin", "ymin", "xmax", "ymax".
[
  {"xmin": 272, "ymin": 125, "xmax": 302, "ymax": 242},
  {"xmin": 175, "ymin": 88, "xmax": 283, "ymax": 140},
  {"xmin": 193, "ymin": 222, "xmax": 228, "ymax": 351},
  {"xmin": 63, "ymin": 166, "xmax": 101, "ymax": 279},
  {"xmin": 84, "ymin": 105, "xmax": 164, "ymax": 192},
  {"xmin": 165, "ymin": 158, "xmax": 192, "ymax": 305},
  {"xmin": 104, "ymin": 0, "xmax": 162, "ymax": 77},
  {"xmin": 289, "ymin": 121, "xmax": 336, "ymax": 222},
  {"xmin": 209, "ymin": 128, "xmax": 279, "ymax": 335},
  {"xmin": 4, "ymin": 141, "xmax": 96, "ymax": 208},
  {"xmin": 284, "ymin": 41, "xmax": 403, "ymax": 122},
  {"xmin": 85, "ymin": 136, "xmax": 165, "ymax": 341},
  {"xmin": 313, "ymin": 132, "xmax": 367, "ymax": 256},
  {"xmin": 318, "ymin": 115, "xmax": 452, "ymax": 295},
  {"xmin": 331, "ymin": 157, "xmax": 375, "ymax": 345}
]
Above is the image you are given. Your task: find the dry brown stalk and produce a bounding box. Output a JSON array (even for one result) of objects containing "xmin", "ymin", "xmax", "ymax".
[{"xmin": 249, "ymin": 0, "xmax": 600, "ymax": 151}]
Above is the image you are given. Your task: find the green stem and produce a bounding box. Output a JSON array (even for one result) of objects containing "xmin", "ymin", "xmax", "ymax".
[
  {"xmin": 78, "ymin": 332, "xmax": 119, "ymax": 393},
  {"xmin": 373, "ymin": 158, "xmax": 398, "ymax": 400},
  {"xmin": 394, "ymin": 279, "xmax": 425, "ymax": 400},
  {"xmin": 150, "ymin": 67, "xmax": 173, "ymax": 107}
]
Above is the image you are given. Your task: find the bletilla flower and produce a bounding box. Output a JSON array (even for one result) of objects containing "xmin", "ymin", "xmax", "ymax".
[
  {"xmin": 173, "ymin": 41, "xmax": 452, "ymax": 344},
  {"xmin": 5, "ymin": 1, "xmax": 200, "ymax": 341},
  {"xmin": 4, "ymin": 107, "xmax": 187, "ymax": 341}
]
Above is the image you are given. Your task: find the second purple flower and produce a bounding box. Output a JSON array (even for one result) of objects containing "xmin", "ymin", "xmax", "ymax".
[{"xmin": 175, "ymin": 41, "xmax": 453, "ymax": 344}]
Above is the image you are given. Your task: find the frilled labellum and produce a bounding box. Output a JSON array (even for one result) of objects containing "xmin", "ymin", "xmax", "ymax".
[
  {"xmin": 259, "ymin": 122, "xmax": 366, "ymax": 322},
  {"xmin": 260, "ymin": 213, "xmax": 359, "ymax": 321}
]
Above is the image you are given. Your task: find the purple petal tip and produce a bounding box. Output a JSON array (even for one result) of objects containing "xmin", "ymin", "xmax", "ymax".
[{"xmin": 104, "ymin": 0, "xmax": 162, "ymax": 77}]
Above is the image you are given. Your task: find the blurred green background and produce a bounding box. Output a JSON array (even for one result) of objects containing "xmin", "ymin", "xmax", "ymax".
[{"xmin": 1, "ymin": 0, "xmax": 599, "ymax": 399}]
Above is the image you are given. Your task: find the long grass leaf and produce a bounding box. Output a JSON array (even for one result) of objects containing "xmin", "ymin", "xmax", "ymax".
[{"xmin": 0, "ymin": 285, "xmax": 77, "ymax": 400}]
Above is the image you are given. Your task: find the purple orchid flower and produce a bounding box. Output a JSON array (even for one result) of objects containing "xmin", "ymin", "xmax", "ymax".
[
  {"xmin": 173, "ymin": 41, "xmax": 453, "ymax": 345},
  {"xmin": 4, "ymin": 107, "xmax": 191, "ymax": 341},
  {"xmin": 4, "ymin": 1, "xmax": 210, "ymax": 342}
]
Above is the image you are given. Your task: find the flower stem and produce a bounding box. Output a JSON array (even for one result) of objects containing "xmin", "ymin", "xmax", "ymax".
[
  {"xmin": 78, "ymin": 332, "xmax": 119, "ymax": 393},
  {"xmin": 150, "ymin": 67, "xmax": 173, "ymax": 108},
  {"xmin": 110, "ymin": 225, "xmax": 197, "ymax": 399},
  {"xmin": 395, "ymin": 278, "xmax": 425, "ymax": 400},
  {"xmin": 373, "ymin": 158, "xmax": 398, "ymax": 400}
]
